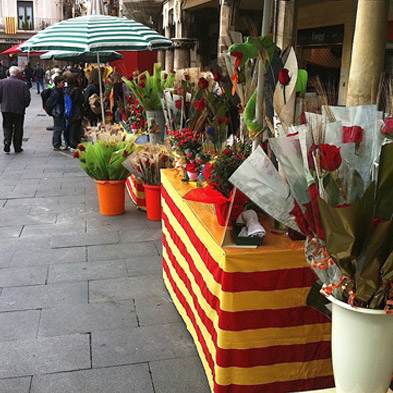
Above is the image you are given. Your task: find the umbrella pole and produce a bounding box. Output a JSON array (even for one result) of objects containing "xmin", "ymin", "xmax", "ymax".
[{"xmin": 96, "ymin": 52, "xmax": 105, "ymax": 125}]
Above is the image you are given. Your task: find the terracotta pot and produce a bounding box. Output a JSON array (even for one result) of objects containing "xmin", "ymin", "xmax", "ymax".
[
  {"xmin": 95, "ymin": 180, "xmax": 126, "ymax": 216},
  {"xmin": 144, "ymin": 184, "xmax": 162, "ymax": 221}
]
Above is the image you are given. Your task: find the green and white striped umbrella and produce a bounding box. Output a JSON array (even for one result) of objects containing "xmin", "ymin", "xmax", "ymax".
[
  {"xmin": 20, "ymin": 15, "xmax": 172, "ymax": 53},
  {"xmin": 40, "ymin": 50, "xmax": 123, "ymax": 62}
]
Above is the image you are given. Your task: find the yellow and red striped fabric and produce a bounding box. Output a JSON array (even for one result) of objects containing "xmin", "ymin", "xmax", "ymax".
[
  {"xmin": 161, "ymin": 169, "xmax": 334, "ymax": 393},
  {"xmin": 125, "ymin": 175, "xmax": 146, "ymax": 211}
]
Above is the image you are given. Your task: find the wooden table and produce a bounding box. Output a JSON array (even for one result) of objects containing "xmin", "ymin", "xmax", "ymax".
[{"xmin": 161, "ymin": 169, "xmax": 334, "ymax": 393}]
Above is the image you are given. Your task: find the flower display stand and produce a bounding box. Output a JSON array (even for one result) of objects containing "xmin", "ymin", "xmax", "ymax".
[{"xmin": 161, "ymin": 169, "xmax": 334, "ymax": 393}]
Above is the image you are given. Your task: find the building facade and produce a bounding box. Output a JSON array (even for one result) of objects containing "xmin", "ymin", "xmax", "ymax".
[{"xmin": 0, "ymin": 0, "xmax": 66, "ymax": 51}]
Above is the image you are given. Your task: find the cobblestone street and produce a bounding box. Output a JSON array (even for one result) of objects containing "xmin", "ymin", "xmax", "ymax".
[{"xmin": 0, "ymin": 94, "xmax": 210, "ymax": 393}]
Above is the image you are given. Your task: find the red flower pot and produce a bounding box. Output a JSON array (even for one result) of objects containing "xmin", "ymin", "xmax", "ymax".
[{"xmin": 144, "ymin": 184, "xmax": 162, "ymax": 221}]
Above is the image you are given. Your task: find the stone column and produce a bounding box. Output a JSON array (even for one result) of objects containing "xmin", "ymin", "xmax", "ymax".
[
  {"xmin": 217, "ymin": 0, "xmax": 234, "ymax": 66},
  {"xmin": 346, "ymin": 0, "xmax": 389, "ymax": 106},
  {"xmin": 173, "ymin": 38, "xmax": 195, "ymax": 70},
  {"xmin": 275, "ymin": 0, "xmax": 296, "ymax": 50},
  {"xmin": 164, "ymin": 26, "xmax": 174, "ymax": 73}
]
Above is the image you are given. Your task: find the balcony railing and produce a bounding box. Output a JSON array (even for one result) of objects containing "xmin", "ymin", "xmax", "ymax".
[{"xmin": 0, "ymin": 17, "xmax": 60, "ymax": 34}]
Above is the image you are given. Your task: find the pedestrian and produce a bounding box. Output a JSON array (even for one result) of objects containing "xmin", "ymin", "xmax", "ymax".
[
  {"xmin": 46, "ymin": 75, "xmax": 69, "ymax": 151},
  {"xmin": 23, "ymin": 62, "xmax": 34, "ymax": 89},
  {"xmin": 65, "ymin": 73, "xmax": 84, "ymax": 149},
  {"xmin": 33, "ymin": 64, "xmax": 45, "ymax": 94},
  {"xmin": 0, "ymin": 66, "xmax": 31, "ymax": 154},
  {"xmin": 0, "ymin": 60, "xmax": 7, "ymax": 80},
  {"xmin": 84, "ymin": 68, "xmax": 103, "ymax": 126}
]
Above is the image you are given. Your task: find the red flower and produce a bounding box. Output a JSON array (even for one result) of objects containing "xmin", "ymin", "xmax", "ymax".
[
  {"xmin": 224, "ymin": 116, "xmax": 231, "ymax": 125},
  {"xmin": 212, "ymin": 71, "xmax": 221, "ymax": 82},
  {"xmin": 203, "ymin": 162, "xmax": 213, "ymax": 182},
  {"xmin": 186, "ymin": 162, "xmax": 198, "ymax": 172},
  {"xmin": 72, "ymin": 150, "xmax": 80, "ymax": 159},
  {"xmin": 342, "ymin": 126, "xmax": 363, "ymax": 144},
  {"xmin": 77, "ymin": 144, "xmax": 86, "ymax": 151},
  {"xmin": 231, "ymin": 51, "xmax": 243, "ymax": 69},
  {"xmin": 139, "ymin": 74, "xmax": 146, "ymax": 81},
  {"xmin": 193, "ymin": 98, "xmax": 206, "ymax": 112},
  {"xmin": 278, "ymin": 68, "xmax": 290, "ymax": 86},
  {"xmin": 175, "ymin": 99, "xmax": 182, "ymax": 110},
  {"xmin": 138, "ymin": 81, "xmax": 145, "ymax": 88},
  {"xmin": 382, "ymin": 117, "xmax": 393, "ymax": 136},
  {"xmin": 123, "ymin": 150, "xmax": 130, "ymax": 158},
  {"xmin": 198, "ymin": 77, "xmax": 209, "ymax": 90},
  {"xmin": 222, "ymin": 148, "xmax": 231, "ymax": 156},
  {"xmin": 319, "ymin": 144, "xmax": 342, "ymax": 172}
]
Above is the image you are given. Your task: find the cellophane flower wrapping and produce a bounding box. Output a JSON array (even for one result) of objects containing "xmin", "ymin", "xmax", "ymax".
[{"xmin": 230, "ymin": 106, "xmax": 393, "ymax": 311}]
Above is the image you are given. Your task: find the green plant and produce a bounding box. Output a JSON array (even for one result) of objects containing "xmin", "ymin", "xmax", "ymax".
[
  {"xmin": 122, "ymin": 64, "xmax": 175, "ymax": 111},
  {"xmin": 74, "ymin": 135, "xmax": 136, "ymax": 180}
]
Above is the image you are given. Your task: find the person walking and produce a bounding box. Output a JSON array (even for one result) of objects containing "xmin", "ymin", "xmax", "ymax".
[
  {"xmin": 46, "ymin": 75, "xmax": 68, "ymax": 151},
  {"xmin": 0, "ymin": 66, "xmax": 31, "ymax": 154},
  {"xmin": 0, "ymin": 60, "xmax": 7, "ymax": 80},
  {"xmin": 84, "ymin": 68, "xmax": 102, "ymax": 126},
  {"xmin": 34, "ymin": 64, "xmax": 45, "ymax": 94},
  {"xmin": 23, "ymin": 63, "xmax": 34, "ymax": 89}
]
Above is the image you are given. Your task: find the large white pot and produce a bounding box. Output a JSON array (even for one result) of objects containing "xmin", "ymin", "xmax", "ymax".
[{"xmin": 329, "ymin": 295, "xmax": 393, "ymax": 393}]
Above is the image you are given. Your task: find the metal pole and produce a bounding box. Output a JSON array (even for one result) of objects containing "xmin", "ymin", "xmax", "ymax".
[{"xmin": 96, "ymin": 52, "xmax": 105, "ymax": 125}]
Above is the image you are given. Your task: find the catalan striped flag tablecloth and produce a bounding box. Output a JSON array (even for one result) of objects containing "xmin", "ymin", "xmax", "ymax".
[
  {"xmin": 125, "ymin": 175, "xmax": 146, "ymax": 211},
  {"xmin": 161, "ymin": 170, "xmax": 334, "ymax": 393}
]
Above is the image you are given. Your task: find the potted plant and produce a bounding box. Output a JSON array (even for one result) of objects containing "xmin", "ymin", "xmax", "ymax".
[
  {"xmin": 229, "ymin": 106, "xmax": 393, "ymax": 393},
  {"xmin": 73, "ymin": 131, "xmax": 136, "ymax": 216},
  {"xmin": 210, "ymin": 142, "xmax": 251, "ymax": 225},
  {"xmin": 123, "ymin": 144, "xmax": 173, "ymax": 221},
  {"xmin": 123, "ymin": 65, "xmax": 175, "ymax": 143}
]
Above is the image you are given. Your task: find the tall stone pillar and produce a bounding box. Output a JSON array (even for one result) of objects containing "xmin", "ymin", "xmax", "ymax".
[
  {"xmin": 275, "ymin": 0, "xmax": 296, "ymax": 50},
  {"xmin": 173, "ymin": 38, "xmax": 195, "ymax": 70},
  {"xmin": 164, "ymin": 26, "xmax": 174, "ymax": 73},
  {"xmin": 346, "ymin": 0, "xmax": 389, "ymax": 106},
  {"xmin": 217, "ymin": 0, "xmax": 234, "ymax": 66}
]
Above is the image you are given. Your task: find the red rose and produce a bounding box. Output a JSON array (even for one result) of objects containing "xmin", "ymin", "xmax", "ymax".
[
  {"xmin": 193, "ymin": 98, "xmax": 206, "ymax": 112},
  {"xmin": 278, "ymin": 68, "xmax": 290, "ymax": 86},
  {"xmin": 72, "ymin": 151, "xmax": 80, "ymax": 159},
  {"xmin": 186, "ymin": 162, "xmax": 198, "ymax": 172},
  {"xmin": 342, "ymin": 126, "xmax": 363, "ymax": 144},
  {"xmin": 138, "ymin": 81, "xmax": 145, "ymax": 88},
  {"xmin": 382, "ymin": 117, "xmax": 393, "ymax": 135},
  {"xmin": 319, "ymin": 144, "xmax": 342, "ymax": 172},
  {"xmin": 175, "ymin": 99, "xmax": 182, "ymax": 110},
  {"xmin": 212, "ymin": 71, "xmax": 221, "ymax": 82},
  {"xmin": 231, "ymin": 51, "xmax": 243, "ymax": 69},
  {"xmin": 123, "ymin": 150, "xmax": 130, "ymax": 158},
  {"xmin": 139, "ymin": 74, "xmax": 146, "ymax": 81},
  {"xmin": 222, "ymin": 148, "xmax": 231, "ymax": 156},
  {"xmin": 77, "ymin": 144, "xmax": 86, "ymax": 151},
  {"xmin": 198, "ymin": 77, "xmax": 209, "ymax": 90}
]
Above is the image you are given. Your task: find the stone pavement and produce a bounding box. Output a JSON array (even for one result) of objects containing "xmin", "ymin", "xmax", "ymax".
[{"xmin": 0, "ymin": 93, "xmax": 210, "ymax": 392}]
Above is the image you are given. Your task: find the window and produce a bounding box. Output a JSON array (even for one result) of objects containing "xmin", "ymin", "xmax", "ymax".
[{"xmin": 17, "ymin": 1, "xmax": 34, "ymax": 31}]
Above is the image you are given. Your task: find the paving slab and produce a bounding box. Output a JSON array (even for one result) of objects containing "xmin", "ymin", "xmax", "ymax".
[
  {"xmin": 87, "ymin": 242, "xmax": 158, "ymax": 261},
  {"xmin": 135, "ymin": 295, "xmax": 181, "ymax": 326},
  {"xmin": 0, "ymin": 334, "xmax": 91, "ymax": 378},
  {"xmin": 150, "ymin": 356, "xmax": 210, "ymax": 393},
  {"xmin": 21, "ymin": 223, "xmax": 86, "ymax": 238},
  {"xmin": 0, "ymin": 226, "xmax": 22, "ymax": 239},
  {"xmin": 0, "ymin": 377, "xmax": 31, "ymax": 393},
  {"xmin": 38, "ymin": 302, "xmax": 137, "ymax": 337},
  {"xmin": 125, "ymin": 255, "xmax": 163, "ymax": 276},
  {"xmin": 48, "ymin": 260, "xmax": 126, "ymax": 283},
  {"xmin": 30, "ymin": 364, "xmax": 154, "ymax": 393},
  {"xmin": 0, "ymin": 266, "xmax": 47, "ymax": 287},
  {"xmin": 119, "ymin": 227, "xmax": 162, "ymax": 243},
  {"xmin": 89, "ymin": 275, "xmax": 165, "ymax": 303},
  {"xmin": 0, "ymin": 282, "xmax": 88, "ymax": 311},
  {"xmin": 92, "ymin": 323, "xmax": 196, "ymax": 367},
  {"xmin": 50, "ymin": 232, "xmax": 119, "ymax": 248},
  {"xmin": 11, "ymin": 247, "xmax": 86, "ymax": 267},
  {"xmin": 0, "ymin": 310, "xmax": 41, "ymax": 342}
]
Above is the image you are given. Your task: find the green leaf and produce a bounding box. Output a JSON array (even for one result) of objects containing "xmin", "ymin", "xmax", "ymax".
[{"xmin": 296, "ymin": 69, "xmax": 308, "ymax": 95}]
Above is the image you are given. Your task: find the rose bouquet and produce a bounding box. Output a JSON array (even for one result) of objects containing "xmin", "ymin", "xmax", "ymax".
[
  {"xmin": 230, "ymin": 106, "xmax": 393, "ymax": 311},
  {"xmin": 123, "ymin": 144, "xmax": 174, "ymax": 186}
]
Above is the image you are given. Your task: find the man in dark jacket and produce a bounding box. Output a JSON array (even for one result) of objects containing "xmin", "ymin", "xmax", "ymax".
[
  {"xmin": 0, "ymin": 60, "xmax": 7, "ymax": 80},
  {"xmin": 0, "ymin": 66, "xmax": 31, "ymax": 153},
  {"xmin": 33, "ymin": 64, "xmax": 45, "ymax": 94},
  {"xmin": 46, "ymin": 75, "xmax": 68, "ymax": 150}
]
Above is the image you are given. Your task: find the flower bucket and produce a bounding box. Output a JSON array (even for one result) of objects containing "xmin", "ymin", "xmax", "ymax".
[
  {"xmin": 328, "ymin": 296, "xmax": 393, "ymax": 393},
  {"xmin": 146, "ymin": 110, "xmax": 166, "ymax": 143},
  {"xmin": 144, "ymin": 184, "xmax": 162, "ymax": 221},
  {"xmin": 95, "ymin": 180, "xmax": 126, "ymax": 216}
]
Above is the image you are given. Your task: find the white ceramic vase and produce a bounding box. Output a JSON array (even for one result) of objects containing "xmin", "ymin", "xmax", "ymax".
[{"xmin": 329, "ymin": 296, "xmax": 393, "ymax": 393}]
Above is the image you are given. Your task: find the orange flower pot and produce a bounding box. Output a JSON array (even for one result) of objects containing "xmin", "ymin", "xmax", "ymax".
[
  {"xmin": 144, "ymin": 184, "xmax": 162, "ymax": 221},
  {"xmin": 95, "ymin": 180, "xmax": 126, "ymax": 216}
]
